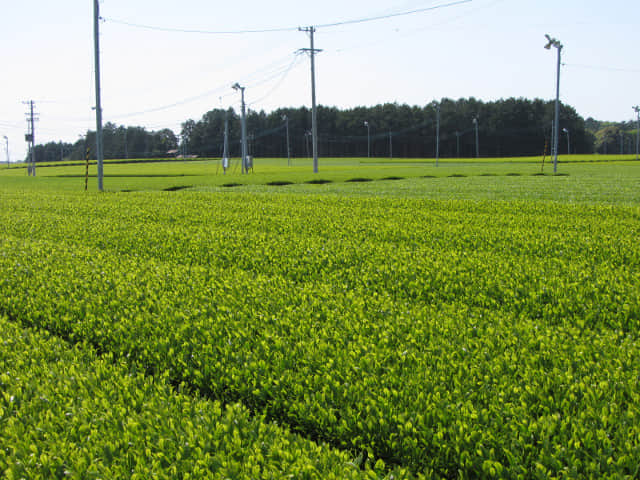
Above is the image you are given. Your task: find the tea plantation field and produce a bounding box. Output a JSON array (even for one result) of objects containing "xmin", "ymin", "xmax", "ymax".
[{"xmin": 1, "ymin": 159, "xmax": 639, "ymax": 478}]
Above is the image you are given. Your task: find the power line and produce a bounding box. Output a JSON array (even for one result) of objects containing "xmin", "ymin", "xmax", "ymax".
[
  {"xmin": 248, "ymin": 54, "xmax": 305, "ymax": 106},
  {"xmin": 103, "ymin": 17, "xmax": 299, "ymax": 35},
  {"xmin": 562, "ymin": 63, "xmax": 640, "ymax": 74},
  {"xmin": 109, "ymin": 54, "xmax": 299, "ymax": 121},
  {"xmin": 103, "ymin": 0, "xmax": 472, "ymax": 35},
  {"xmin": 315, "ymin": 0, "xmax": 472, "ymax": 28}
]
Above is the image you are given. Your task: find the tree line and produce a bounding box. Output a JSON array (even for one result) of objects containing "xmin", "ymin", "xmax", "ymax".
[
  {"xmin": 584, "ymin": 118, "xmax": 639, "ymax": 155},
  {"xmin": 30, "ymin": 123, "xmax": 178, "ymax": 163},
  {"xmin": 31, "ymin": 97, "xmax": 601, "ymax": 162},
  {"xmin": 180, "ymin": 97, "xmax": 593, "ymax": 159}
]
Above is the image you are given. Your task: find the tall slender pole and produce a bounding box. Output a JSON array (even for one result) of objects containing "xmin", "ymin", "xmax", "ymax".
[
  {"xmin": 232, "ymin": 83, "xmax": 248, "ymax": 174},
  {"xmin": 299, "ymin": 27, "xmax": 321, "ymax": 173},
  {"xmin": 553, "ymin": 45, "xmax": 561, "ymax": 173},
  {"xmin": 364, "ymin": 121, "xmax": 370, "ymax": 158},
  {"xmin": 634, "ymin": 106, "xmax": 640, "ymax": 161},
  {"xmin": 562, "ymin": 128, "xmax": 570, "ymax": 155},
  {"xmin": 3, "ymin": 136, "xmax": 9, "ymax": 166},
  {"xmin": 433, "ymin": 102, "xmax": 440, "ymax": 166},
  {"xmin": 240, "ymin": 89, "xmax": 247, "ymax": 173},
  {"xmin": 30, "ymin": 101, "xmax": 36, "ymax": 176},
  {"xmin": 473, "ymin": 117, "xmax": 479, "ymax": 158},
  {"xmin": 309, "ymin": 27, "xmax": 318, "ymax": 173},
  {"xmin": 93, "ymin": 0, "xmax": 104, "ymax": 190},
  {"xmin": 223, "ymin": 111, "xmax": 229, "ymax": 164},
  {"xmin": 545, "ymin": 35, "xmax": 563, "ymax": 174},
  {"xmin": 283, "ymin": 115, "xmax": 290, "ymax": 166}
]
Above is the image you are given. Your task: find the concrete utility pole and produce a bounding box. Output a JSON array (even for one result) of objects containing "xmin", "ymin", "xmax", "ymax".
[
  {"xmin": 634, "ymin": 106, "xmax": 640, "ymax": 161},
  {"xmin": 282, "ymin": 114, "xmax": 291, "ymax": 166},
  {"xmin": 364, "ymin": 121, "xmax": 370, "ymax": 158},
  {"xmin": 545, "ymin": 34, "xmax": 563, "ymax": 174},
  {"xmin": 23, "ymin": 100, "xmax": 38, "ymax": 176},
  {"xmin": 299, "ymin": 26, "xmax": 322, "ymax": 173},
  {"xmin": 562, "ymin": 127, "xmax": 570, "ymax": 155},
  {"xmin": 93, "ymin": 0, "xmax": 104, "ymax": 190},
  {"xmin": 232, "ymin": 83, "xmax": 248, "ymax": 174},
  {"xmin": 433, "ymin": 101, "xmax": 440, "ymax": 166},
  {"xmin": 473, "ymin": 116, "xmax": 479, "ymax": 158}
]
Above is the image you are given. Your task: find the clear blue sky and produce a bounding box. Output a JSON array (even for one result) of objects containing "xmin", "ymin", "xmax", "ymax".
[{"xmin": 1, "ymin": 0, "xmax": 638, "ymax": 161}]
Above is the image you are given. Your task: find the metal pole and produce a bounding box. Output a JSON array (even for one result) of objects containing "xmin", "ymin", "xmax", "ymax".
[
  {"xmin": 223, "ymin": 111, "xmax": 229, "ymax": 168},
  {"xmin": 635, "ymin": 106, "xmax": 640, "ymax": 161},
  {"xmin": 283, "ymin": 115, "xmax": 290, "ymax": 166},
  {"xmin": 553, "ymin": 43, "xmax": 562, "ymax": 173},
  {"xmin": 473, "ymin": 117, "xmax": 479, "ymax": 158},
  {"xmin": 305, "ymin": 131, "xmax": 310, "ymax": 158},
  {"xmin": 434, "ymin": 102, "xmax": 440, "ymax": 166},
  {"xmin": 240, "ymin": 89, "xmax": 248, "ymax": 173},
  {"xmin": 93, "ymin": 0, "xmax": 104, "ymax": 190},
  {"xmin": 3, "ymin": 136, "xmax": 8, "ymax": 166},
  {"xmin": 364, "ymin": 121, "xmax": 370, "ymax": 158}
]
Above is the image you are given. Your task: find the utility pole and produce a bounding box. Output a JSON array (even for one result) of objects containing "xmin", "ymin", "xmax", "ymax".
[
  {"xmin": 473, "ymin": 117, "xmax": 479, "ymax": 158},
  {"xmin": 232, "ymin": 83, "xmax": 248, "ymax": 174},
  {"xmin": 545, "ymin": 34, "xmax": 563, "ymax": 174},
  {"xmin": 23, "ymin": 100, "xmax": 38, "ymax": 176},
  {"xmin": 634, "ymin": 106, "xmax": 640, "ymax": 161},
  {"xmin": 433, "ymin": 102, "xmax": 440, "ymax": 166},
  {"xmin": 93, "ymin": 0, "xmax": 104, "ymax": 190},
  {"xmin": 299, "ymin": 26, "xmax": 322, "ymax": 173},
  {"xmin": 282, "ymin": 114, "xmax": 291, "ymax": 166}
]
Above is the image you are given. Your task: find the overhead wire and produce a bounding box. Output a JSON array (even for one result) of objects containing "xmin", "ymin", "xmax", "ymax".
[
  {"xmin": 104, "ymin": 52, "xmax": 299, "ymax": 122},
  {"xmin": 248, "ymin": 54, "xmax": 306, "ymax": 107},
  {"xmin": 562, "ymin": 63, "xmax": 640, "ymax": 74},
  {"xmin": 102, "ymin": 0, "xmax": 472, "ymax": 35},
  {"xmin": 103, "ymin": 18, "xmax": 299, "ymax": 35},
  {"xmin": 315, "ymin": 0, "xmax": 471, "ymax": 28}
]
